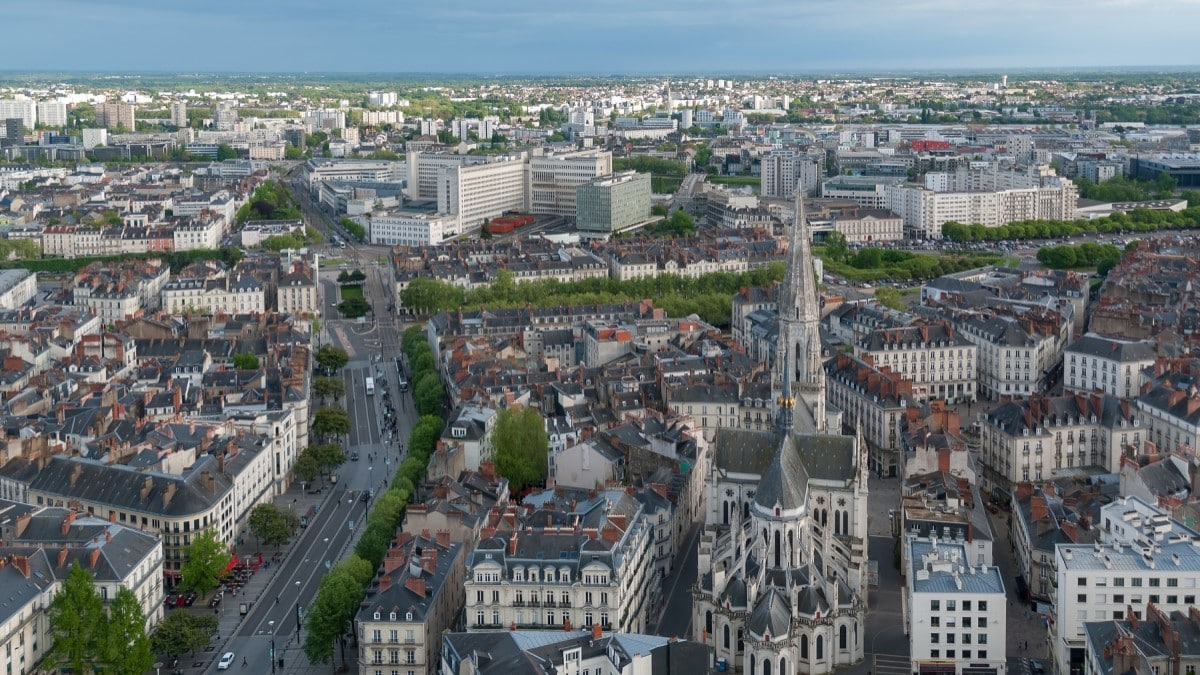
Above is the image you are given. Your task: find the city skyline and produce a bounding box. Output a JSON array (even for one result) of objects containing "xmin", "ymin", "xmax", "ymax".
[{"xmin": 7, "ymin": 0, "xmax": 1200, "ymax": 74}]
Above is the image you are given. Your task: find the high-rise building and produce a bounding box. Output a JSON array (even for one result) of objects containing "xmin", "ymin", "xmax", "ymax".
[
  {"xmin": 1, "ymin": 119, "xmax": 21, "ymax": 146},
  {"xmin": 437, "ymin": 156, "xmax": 527, "ymax": 231},
  {"xmin": 575, "ymin": 171, "xmax": 651, "ymax": 234},
  {"xmin": 35, "ymin": 101, "xmax": 67, "ymax": 128},
  {"xmin": 526, "ymin": 149, "xmax": 612, "ymax": 219},
  {"xmin": 367, "ymin": 91, "xmax": 397, "ymax": 107},
  {"xmin": 0, "ymin": 100, "xmax": 36, "ymax": 129},
  {"xmin": 96, "ymin": 103, "xmax": 135, "ymax": 131},
  {"xmin": 81, "ymin": 128, "xmax": 108, "ymax": 148},
  {"xmin": 760, "ymin": 148, "xmax": 821, "ymax": 199},
  {"xmin": 214, "ymin": 102, "xmax": 238, "ymax": 131},
  {"xmin": 170, "ymin": 101, "xmax": 188, "ymax": 128}
]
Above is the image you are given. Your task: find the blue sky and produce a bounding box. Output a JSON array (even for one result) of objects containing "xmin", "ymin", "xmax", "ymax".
[{"xmin": 7, "ymin": 0, "xmax": 1200, "ymax": 73}]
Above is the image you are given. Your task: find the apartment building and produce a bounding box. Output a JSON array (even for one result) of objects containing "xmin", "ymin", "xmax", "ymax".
[
  {"xmin": 357, "ymin": 533, "xmax": 465, "ymax": 675},
  {"xmin": 1010, "ymin": 481, "xmax": 1097, "ymax": 606},
  {"xmin": 857, "ymin": 322, "xmax": 977, "ymax": 403},
  {"xmin": 957, "ymin": 313, "xmax": 1063, "ymax": 401},
  {"xmin": 161, "ymin": 274, "xmax": 265, "ymax": 315},
  {"xmin": 0, "ymin": 269, "xmax": 37, "ymax": 310},
  {"xmin": 439, "ymin": 627, "xmax": 710, "ymax": 675},
  {"xmin": 885, "ymin": 175, "xmax": 1077, "ymax": 239},
  {"xmin": 96, "ymin": 103, "xmax": 136, "ymax": 132},
  {"xmin": 462, "ymin": 493, "xmax": 656, "ymax": 636},
  {"xmin": 825, "ymin": 352, "xmax": 913, "ymax": 477},
  {"xmin": 0, "ymin": 502, "xmax": 165, "ymax": 673},
  {"xmin": 172, "ymin": 217, "xmax": 225, "ymax": 251},
  {"xmin": 906, "ymin": 540, "xmax": 1006, "ymax": 675},
  {"xmin": 277, "ymin": 260, "xmax": 318, "ymax": 315},
  {"xmin": 71, "ymin": 259, "xmax": 170, "ymax": 324},
  {"xmin": 760, "ymin": 148, "xmax": 821, "ymax": 198},
  {"xmin": 1064, "ymin": 334, "xmax": 1156, "ymax": 398},
  {"xmin": 1053, "ymin": 496, "xmax": 1200, "ymax": 675},
  {"xmin": 1081, "ymin": 605, "xmax": 1200, "ymax": 675},
  {"xmin": 0, "ymin": 99, "xmax": 37, "ymax": 129},
  {"xmin": 979, "ymin": 392, "xmax": 1143, "ymax": 488},
  {"xmin": 527, "ymin": 149, "xmax": 612, "ymax": 219},
  {"xmin": 35, "ymin": 101, "xmax": 67, "ymax": 128}
]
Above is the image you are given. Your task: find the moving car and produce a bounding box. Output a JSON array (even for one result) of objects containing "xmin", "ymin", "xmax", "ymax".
[{"xmin": 217, "ymin": 652, "xmax": 236, "ymax": 670}]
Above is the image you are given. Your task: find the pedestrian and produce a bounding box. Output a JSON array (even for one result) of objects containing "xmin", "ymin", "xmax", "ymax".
[{"xmin": 242, "ymin": 657, "xmax": 248, "ymax": 667}]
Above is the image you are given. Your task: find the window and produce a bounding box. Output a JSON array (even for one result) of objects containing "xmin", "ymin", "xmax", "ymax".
[
  {"xmin": 1077, "ymin": 594, "xmax": 1087, "ymax": 603},
  {"xmin": 1150, "ymin": 578, "xmax": 1161, "ymax": 587},
  {"xmin": 930, "ymin": 600, "xmax": 940, "ymax": 611},
  {"xmin": 1186, "ymin": 596, "xmax": 1197, "ymax": 605},
  {"xmin": 1114, "ymin": 577, "xmax": 1125, "ymax": 587},
  {"xmin": 946, "ymin": 633, "xmax": 955, "ymax": 644},
  {"xmin": 1168, "ymin": 578, "xmax": 1179, "ymax": 587},
  {"xmin": 978, "ymin": 601, "xmax": 987, "ymax": 611},
  {"xmin": 962, "ymin": 618, "xmax": 971, "ymax": 628},
  {"xmin": 1132, "ymin": 578, "xmax": 1143, "ymax": 587},
  {"xmin": 930, "ymin": 650, "xmax": 940, "ymax": 658},
  {"xmin": 1114, "ymin": 595, "xmax": 1125, "ymax": 604},
  {"xmin": 946, "ymin": 600, "xmax": 956, "ymax": 611},
  {"xmin": 930, "ymin": 634, "xmax": 939, "ymax": 644},
  {"xmin": 962, "ymin": 601, "xmax": 972, "ymax": 611},
  {"xmin": 962, "ymin": 634, "xmax": 971, "ymax": 644},
  {"xmin": 978, "ymin": 617, "xmax": 987, "ymax": 628},
  {"xmin": 1078, "ymin": 577, "xmax": 1088, "ymax": 586},
  {"xmin": 931, "ymin": 617, "xmax": 940, "ymax": 627},
  {"xmin": 476, "ymin": 611, "xmax": 484, "ymax": 627}
]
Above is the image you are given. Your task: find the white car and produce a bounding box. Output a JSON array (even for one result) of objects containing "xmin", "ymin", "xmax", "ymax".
[{"xmin": 218, "ymin": 652, "xmax": 236, "ymax": 670}]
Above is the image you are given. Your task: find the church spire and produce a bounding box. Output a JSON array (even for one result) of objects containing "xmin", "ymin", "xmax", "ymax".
[{"xmin": 773, "ymin": 181, "xmax": 826, "ymax": 432}]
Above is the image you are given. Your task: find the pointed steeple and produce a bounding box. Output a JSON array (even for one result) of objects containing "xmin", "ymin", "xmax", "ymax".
[{"xmin": 773, "ymin": 183, "xmax": 826, "ymax": 432}]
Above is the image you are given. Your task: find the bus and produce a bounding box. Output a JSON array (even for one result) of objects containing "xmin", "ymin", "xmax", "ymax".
[{"xmin": 364, "ymin": 376, "xmax": 375, "ymax": 396}]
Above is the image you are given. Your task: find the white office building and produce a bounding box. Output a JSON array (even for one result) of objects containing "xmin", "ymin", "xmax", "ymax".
[
  {"xmin": 438, "ymin": 156, "xmax": 528, "ymax": 232},
  {"xmin": 761, "ymin": 148, "xmax": 821, "ymax": 199},
  {"xmin": 526, "ymin": 149, "xmax": 612, "ymax": 219},
  {"xmin": 0, "ymin": 99, "xmax": 36, "ymax": 129},
  {"xmin": 906, "ymin": 539, "xmax": 1007, "ymax": 675},
  {"xmin": 368, "ymin": 211, "xmax": 457, "ymax": 246},
  {"xmin": 35, "ymin": 101, "xmax": 67, "ymax": 128}
]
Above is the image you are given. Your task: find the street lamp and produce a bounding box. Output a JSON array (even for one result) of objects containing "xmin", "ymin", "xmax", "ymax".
[{"xmin": 269, "ymin": 620, "xmax": 277, "ymax": 675}]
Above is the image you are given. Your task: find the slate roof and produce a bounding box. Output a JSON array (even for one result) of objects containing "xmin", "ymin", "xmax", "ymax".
[
  {"xmin": 1067, "ymin": 334, "xmax": 1157, "ymax": 363},
  {"xmin": 754, "ymin": 433, "xmax": 809, "ymax": 511},
  {"xmin": 746, "ymin": 586, "xmax": 791, "ymax": 638}
]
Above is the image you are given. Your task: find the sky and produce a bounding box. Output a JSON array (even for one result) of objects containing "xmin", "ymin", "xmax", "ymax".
[{"xmin": 6, "ymin": 0, "xmax": 1200, "ymax": 74}]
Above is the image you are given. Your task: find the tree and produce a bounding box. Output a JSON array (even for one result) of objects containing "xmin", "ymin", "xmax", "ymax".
[
  {"xmin": 313, "ymin": 376, "xmax": 346, "ymax": 403},
  {"xmin": 216, "ymin": 144, "xmax": 238, "ymax": 161},
  {"xmin": 45, "ymin": 562, "xmax": 104, "ymax": 674},
  {"xmin": 178, "ymin": 529, "xmax": 230, "ymax": 597},
  {"xmin": 293, "ymin": 450, "xmax": 321, "ymax": 484},
  {"xmin": 304, "ymin": 569, "xmax": 365, "ymax": 667},
  {"xmin": 413, "ymin": 372, "xmax": 444, "ymax": 416},
  {"xmin": 339, "ymin": 296, "xmax": 372, "ymax": 318},
  {"xmin": 248, "ymin": 503, "xmax": 300, "ymax": 550},
  {"xmin": 102, "ymin": 587, "xmax": 154, "ymax": 675},
  {"xmin": 231, "ymin": 352, "xmax": 260, "ymax": 370},
  {"xmin": 874, "ymin": 287, "xmax": 908, "ymax": 311},
  {"xmin": 339, "ymin": 217, "xmax": 367, "ymax": 242},
  {"xmin": 310, "ymin": 442, "xmax": 347, "ymax": 475},
  {"xmin": 315, "ymin": 344, "xmax": 349, "ymax": 373},
  {"xmin": 824, "ymin": 231, "xmax": 850, "ymax": 263},
  {"xmin": 313, "ymin": 407, "xmax": 352, "ymax": 440},
  {"xmin": 151, "ymin": 612, "xmax": 218, "ymax": 660},
  {"xmin": 492, "ymin": 406, "xmax": 549, "ymax": 492}
]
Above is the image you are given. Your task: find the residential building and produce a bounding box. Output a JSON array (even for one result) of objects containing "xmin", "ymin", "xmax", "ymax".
[
  {"xmin": 1135, "ymin": 377, "xmax": 1200, "ymax": 454},
  {"xmin": 575, "ymin": 171, "xmax": 652, "ymax": 234},
  {"xmin": 462, "ymin": 491, "xmax": 657, "ymax": 635},
  {"xmin": 957, "ymin": 313, "xmax": 1064, "ymax": 401},
  {"xmin": 906, "ymin": 540, "xmax": 1006, "ymax": 675},
  {"xmin": 438, "ymin": 626, "xmax": 710, "ymax": 675},
  {"xmin": 1053, "ymin": 496, "xmax": 1200, "ymax": 675},
  {"xmin": 526, "ymin": 149, "xmax": 612, "ymax": 219},
  {"xmin": 277, "ymin": 260, "xmax": 318, "ymax": 315},
  {"xmin": 825, "ymin": 351, "xmax": 913, "ymax": 477},
  {"xmin": 760, "ymin": 148, "xmax": 820, "ymax": 198},
  {"xmin": 161, "ymin": 274, "xmax": 266, "ymax": 316},
  {"xmin": 0, "ymin": 501, "xmax": 165, "ymax": 673},
  {"xmin": 1081, "ymin": 605, "xmax": 1200, "ymax": 675},
  {"xmin": 1064, "ymin": 334, "xmax": 1156, "ymax": 398},
  {"xmin": 899, "ymin": 400, "xmax": 974, "ymax": 481},
  {"xmin": 358, "ymin": 532, "xmax": 465, "ymax": 675},
  {"xmin": 96, "ymin": 103, "xmax": 136, "ymax": 132},
  {"xmin": 0, "ymin": 99, "xmax": 36, "ymax": 129},
  {"xmin": 980, "ymin": 392, "xmax": 1143, "ymax": 490},
  {"xmin": 71, "ymin": 259, "xmax": 170, "ymax": 323},
  {"xmin": 170, "ymin": 101, "xmax": 188, "ymax": 128},
  {"xmin": 900, "ymin": 477, "xmax": 994, "ymax": 568},
  {"xmin": 35, "ymin": 101, "xmax": 67, "ymax": 128},
  {"xmin": 0, "ymin": 269, "xmax": 37, "ymax": 310},
  {"xmin": 856, "ymin": 321, "xmax": 977, "ymax": 403},
  {"xmin": 440, "ymin": 406, "xmax": 498, "ymax": 472},
  {"xmin": 1010, "ymin": 481, "xmax": 1099, "ymax": 607}
]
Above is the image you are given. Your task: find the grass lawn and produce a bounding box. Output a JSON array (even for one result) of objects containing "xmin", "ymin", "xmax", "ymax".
[
  {"xmin": 707, "ymin": 175, "xmax": 760, "ymax": 186},
  {"xmin": 651, "ymin": 175, "xmax": 683, "ymax": 193},
  {"xmin": 340, "ymin": 285, "xmax": 364, "ymax": 301}
]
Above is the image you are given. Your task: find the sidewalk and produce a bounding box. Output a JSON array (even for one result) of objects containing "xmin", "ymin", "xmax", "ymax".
[{"xmin": 177, "ymin": 483, "xmax": 334, "ymax": 673}]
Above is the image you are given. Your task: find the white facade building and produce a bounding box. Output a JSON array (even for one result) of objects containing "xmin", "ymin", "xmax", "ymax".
[
  {"xmin": 1064, "ymin": 334, "xmax": 1156, "ymax": 398},
  {"xmin": 368, "ymin": 211, "xmax": 456, "ymax": 246}
]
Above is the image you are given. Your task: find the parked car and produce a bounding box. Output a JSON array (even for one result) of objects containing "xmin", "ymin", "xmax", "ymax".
[{"xmin": 217, "ymin": 652, "xmax": 236, "ymax": 670}]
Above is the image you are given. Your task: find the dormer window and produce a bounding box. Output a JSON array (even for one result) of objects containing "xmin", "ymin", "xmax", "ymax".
[
  {"xmin": 389, "ymin": 612, "xmax": 397, "ymax": 621},
  {"xmin": 452, "ymin": 426, "xmax": 466, "ymax": 439},
  {"xmin": 373, "ymin": 611, "xmax": 381, "ymax": 620}
]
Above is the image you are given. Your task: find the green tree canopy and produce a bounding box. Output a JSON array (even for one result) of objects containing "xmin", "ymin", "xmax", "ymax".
[
  {"xmin": 248, "ymin": 503, "xmax": 300, "ymax": 550},
  {"xmin": 231, "ymin": 352, "xmax": 260, "ymax": 370},
  {"xmin": 823, "ymin": 231, "xmax": 849, "ymax": 263},
  {"xmin": 315, "ymin": 344, "xmax": 349, "ymax": 373},
  {"xmin": 339, "ymin": 296, "xmax": 371, "ymax": 318},
  {"xmin": 45, "ymin": 562, "xmax": 104, "ymax": 674},
  {"xmin": 303, "ymin": 569, "xmax": 366, "ymax": 667},
  {"xmin": 413, "ymin": 372, "xmax": 444, "ymax": 416},
  {"xmin": 293, "ymin": 450, "xmax": 321, "ymax": 483},
  {"xmin": 102, "ymin": 587, "xmax": 154, "ymax": 675},
  {"xmin": 150, "ymin": 612, "xmax": 218, "ymax": 659},
  {"xmin": 178, "ymin": 529, "xmax": 230, "ymax": 597},
  {"xmin": 313, "ymin": 376, "xmax": 346, "ymax": 403},
  {"xmin": 313, "ymin": 407, "xmax": 352, "ymax": 440},
  {"xmin": 492, "ymin": 406, "xmax": 549, "ymax": 492}
]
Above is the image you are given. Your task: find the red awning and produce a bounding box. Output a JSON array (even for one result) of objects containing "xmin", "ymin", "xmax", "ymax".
[{"xmin": 224, "ymin": 555, "xmax": 239, "ymax": 573}]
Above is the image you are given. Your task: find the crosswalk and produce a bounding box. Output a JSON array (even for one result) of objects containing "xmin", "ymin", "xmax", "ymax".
[{"xmin": 874, "ymin": 653, "xmax": 910, "ymax": 675}]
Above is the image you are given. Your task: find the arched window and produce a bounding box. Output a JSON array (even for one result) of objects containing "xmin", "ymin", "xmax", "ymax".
[
  {"xmin": 706, "ymin": 611, "xmax": 713, "ymax": 636},
  {"xmin": 840, "ymin": 625, "xmax": 848, "ymax": 650},
  {"xmin": 723, "ymin": 501, "xmax": 729, "ymax": 525},
  {"xmin": 833, "ymin": 509, "xmax": 840, "ymax": 534},
  {"xmin": 750, "ymin": 654, "xmax": 756, "ymax": 675},
  {"xmin": 816, "ymin": 635, "xmax": 824, "ymax": 660},
  {"xmin": 763, "ymin": 657, "xmax": 772, "ymax": 675},
  {"xmin": 724, "ymin": 624, "xmax": 730, "ymax": 649},
  {"xmin": 788, "ymin": 530, "xmax": 795, "ymax": 566},
  {"xmin": 842, "ymin": 511, "xmax": 849, "ymax": 534},
  {"xmin": 780, "ymin": 656, "xmax": 788, "ymax": 675},
  {"xmin": 801, "ymin": 635, "xmax": 809, "ymax": 659},
  {"xmin": 773, "ymin": 530, "xmax": 781, "ymax": 568},
  {"xmin": 744, "ymin": 502, "xmax": 750, "ymax": 520}
]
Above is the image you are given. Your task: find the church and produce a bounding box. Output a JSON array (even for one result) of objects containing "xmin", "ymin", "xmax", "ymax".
[{"xmin": 692, "ymin": 189, "xmax": 869, "ymax": 674}]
